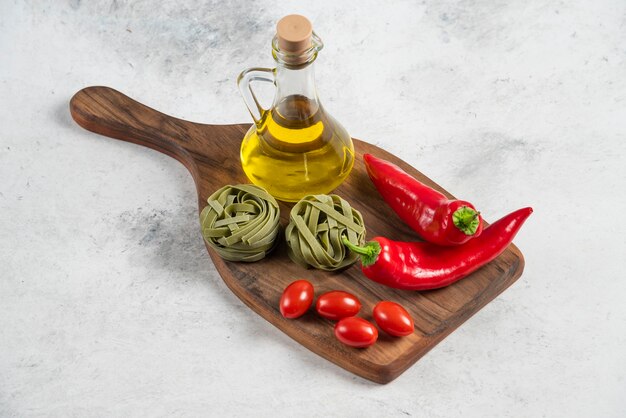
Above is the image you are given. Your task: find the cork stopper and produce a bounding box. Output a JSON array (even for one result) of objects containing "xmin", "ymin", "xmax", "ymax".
[{"xmin": 276, "ymin": 15, "xmax": 313, "ymax": 54}]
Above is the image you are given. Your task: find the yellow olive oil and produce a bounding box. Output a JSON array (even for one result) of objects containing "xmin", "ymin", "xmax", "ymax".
[{"xmin": 240, "ymin": 95, "xmax": 354, "ymax": 202}]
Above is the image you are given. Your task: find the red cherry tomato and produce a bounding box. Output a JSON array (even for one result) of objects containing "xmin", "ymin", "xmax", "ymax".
[
  {"xmin": 373, "ymin": 301, "xmax": 414, "ymax": 337},
  {"xmin": 315, "ymin": 291, "xmax": 361, "ymax": 320},
  {"xmin": 280, "ymin": 280, "xmax": 314, "ymax": 319},
  {"xmin": 334, "ymin": 317, "xmax": 378, "ymax": 348}
]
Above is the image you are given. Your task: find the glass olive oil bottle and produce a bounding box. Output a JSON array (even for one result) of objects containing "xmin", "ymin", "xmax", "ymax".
[{"xmin": 237, "ymin": 15, "xmax": 354, "ymax": 202}]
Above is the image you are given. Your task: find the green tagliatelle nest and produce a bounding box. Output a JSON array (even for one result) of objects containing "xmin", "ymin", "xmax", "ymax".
[
  {"xmin": 200, "ymin": 184, "xmax": 280, "ymax": 262},
  {"xmin": 285, "ymin": 194, "xmax": 366, "ymax": 271}
]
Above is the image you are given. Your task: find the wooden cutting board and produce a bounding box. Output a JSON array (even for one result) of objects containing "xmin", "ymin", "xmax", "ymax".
[{"xmin": 70, "ymin": 86, "xmax": 525, "ymax": 384}]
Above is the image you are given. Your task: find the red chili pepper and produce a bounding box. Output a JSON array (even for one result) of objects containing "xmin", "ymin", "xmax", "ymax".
[
  {"xmin": 343, "ymin": 207, "xmax": 532, "ymax": 290},
  {"xmin": 363, "ymin": 153, "xmax": 483, "ymax": 246}
]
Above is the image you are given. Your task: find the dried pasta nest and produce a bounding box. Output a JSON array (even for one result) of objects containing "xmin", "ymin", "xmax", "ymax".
[
  {"xmin": 285, "ymin": 194, "xmax": 366, "ymax": 271},
  {"xmin": 200, "ymin": 184, "xmax": 280, "ymax": 262}
]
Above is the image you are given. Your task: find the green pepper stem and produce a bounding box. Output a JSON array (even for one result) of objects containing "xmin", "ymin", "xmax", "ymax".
[
  {"xmin": 452, "ymin": 206, "xmax": 481, "ymax": 236},
  {"xmin": 342, "ymin": 237, "xmax": 381, "ymax": 267}
]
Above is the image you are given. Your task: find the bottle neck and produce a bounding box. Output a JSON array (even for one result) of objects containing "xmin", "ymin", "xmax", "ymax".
[
  {"xmin": 270, "ymin": 32, "xmax": 324, "ymax": 120},
  {"xmin": 273, "ymin": 63, "xmax": 320, "ymax": 117}
]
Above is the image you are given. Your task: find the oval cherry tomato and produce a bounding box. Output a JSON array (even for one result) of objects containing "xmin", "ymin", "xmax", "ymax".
[
  {"xmin": 334, "ymin": 317, "xmax": 378, "ymax": 348},
  {"xmin": 373, "ymin": 301, "xmax": 414, "ymax": 337},
  {"xmin": 280, "ymin": 280, "xmax": 314, "ymax": 319},
  {"xmin": 315, "ymin": 291, "xmax": 361, "ymax": 320}
]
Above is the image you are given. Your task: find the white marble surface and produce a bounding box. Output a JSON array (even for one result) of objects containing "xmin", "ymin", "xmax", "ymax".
[{"xmin": 1, "ymin": 1, "xmax": 625, "ymax": 416}]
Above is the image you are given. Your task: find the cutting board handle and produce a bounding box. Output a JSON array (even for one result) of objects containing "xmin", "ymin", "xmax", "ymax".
[{"xmin": 69, "ymin": 86, "xmax": 212, "ymax": 165}]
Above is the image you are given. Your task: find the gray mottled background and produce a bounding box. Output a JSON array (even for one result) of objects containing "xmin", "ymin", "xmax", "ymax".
[{"xmin": 1, "ymin": 1, "xmax": 625, "ymax": 417}]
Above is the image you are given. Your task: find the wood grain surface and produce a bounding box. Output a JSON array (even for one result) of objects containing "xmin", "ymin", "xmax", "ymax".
[{"xmin": 69, "ymin": 86, "xmax": 525, "ymax": 384}]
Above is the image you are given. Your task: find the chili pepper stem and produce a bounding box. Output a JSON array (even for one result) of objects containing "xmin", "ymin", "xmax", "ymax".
[
  {"xmin": 342, "ymin": 237, "xmax": 381, "ymax": 267},
  {"xmin": 452, "ymin": 206, "xmax": 481, "ymax": 236}
]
